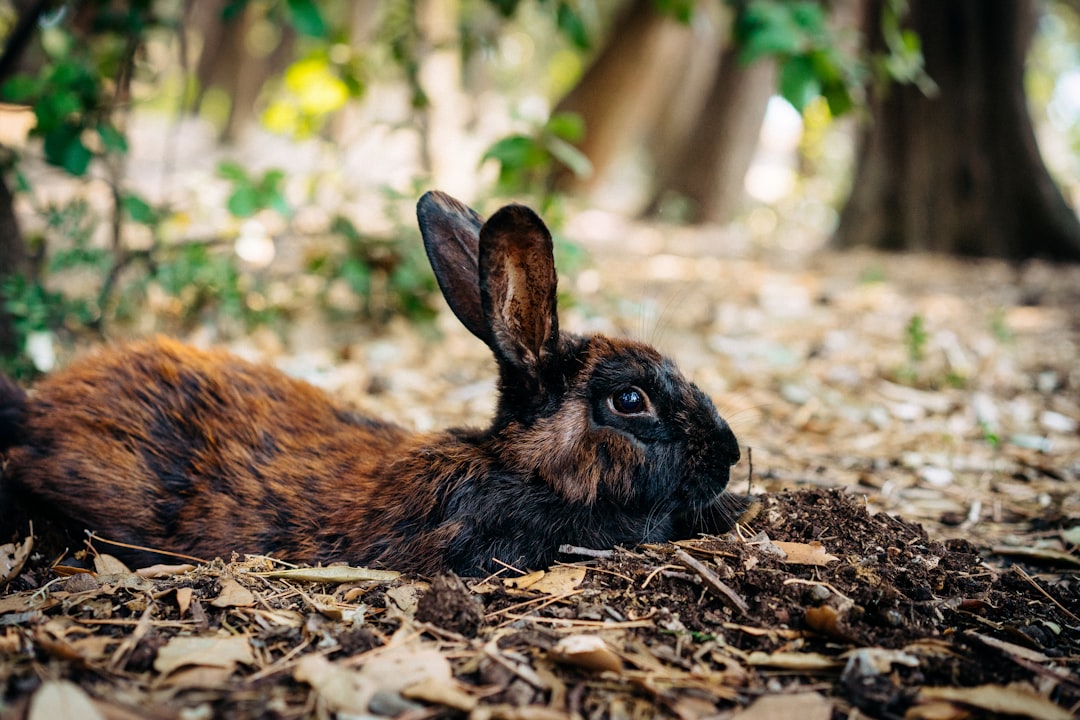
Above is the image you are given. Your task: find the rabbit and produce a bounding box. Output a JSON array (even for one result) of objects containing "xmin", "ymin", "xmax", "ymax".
[{"xmin": 0, "ymin": 191, "xmax": 745, "ymax": 576}]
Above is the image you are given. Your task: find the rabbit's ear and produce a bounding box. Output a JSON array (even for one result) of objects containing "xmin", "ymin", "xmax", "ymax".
[
  {"xmin": 417, "ymin": 191, "xmax": 492, "ymax": 345},
  {"xmin": 479, "ymin": 204, "xmax": 559, "ymax": 379}
]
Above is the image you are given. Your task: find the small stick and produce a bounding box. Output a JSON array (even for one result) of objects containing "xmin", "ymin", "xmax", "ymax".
[
  {"xmin": 1013, "ymin": 566, "xmax": 1080, "ymax": 624},
  {"xmin": 559, "ymin": 544, "xmax": 614, "ymax": 559},
  {"xmin": 746, "ymin": 446, "xmax": 754, "ymax": 493},
  {"xmin": 674, "ymin": 549, "xmax": 749, "ymax": 616},
  {"xmin": 87, "ymin": 532, "xmax": 209, "ymax": 565}
]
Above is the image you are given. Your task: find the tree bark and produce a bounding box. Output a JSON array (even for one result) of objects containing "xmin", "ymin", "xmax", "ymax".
[
  {"xmin": 551, "ymin": 0, "xmax": 694, "ymax": 192},
  {"xmin": 189, "ymin": 0, "xmax": 295, "ymax": 142},
  {"xmin": 834, "ymin": 0, "xmax": 1080, "ymax": 260},
  {"xmin": 648, "ymin": 47, "xmax": 776, "ymax": 223}
]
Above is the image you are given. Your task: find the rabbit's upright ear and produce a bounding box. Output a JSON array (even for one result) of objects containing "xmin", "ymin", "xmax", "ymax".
[
  {"xmin": 478, "ymin": 204, "xmax": 559, "ymax": 381},
  {"xmin": 417, "ymin": 191, "xmax": 492, "ymax": 345}
]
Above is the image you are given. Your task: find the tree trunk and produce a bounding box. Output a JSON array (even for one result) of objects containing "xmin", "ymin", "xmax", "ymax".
[
  {"xmin": 189, "ymin": 0, "xmax": 295, "ymax": 142},
  {"xmin": 647, "ymin": 47, "xmax": 775, "ymax": 223},
  {"xmin": 551, "ymin": 0, "xmax": 694, "ymax": 192},
  {"xmin": 834, "ymin": 0, "xmax": 1080, "ymax": 260}
]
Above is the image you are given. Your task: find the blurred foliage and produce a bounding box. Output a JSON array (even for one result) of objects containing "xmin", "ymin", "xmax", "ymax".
[
  {"xmin": 5, "ymin": 0, "xmax": 1059, "ymax": 379},
  {"xmin": 731, "ymin": 0, "xmax": 934, "ymax": 116},
  {"xmin": 261, "ymin": 56, "xmax": 359, "ymax": 138},
  {"xmin": 0, "ymin": 0, "xmax": 590, "ymax": 377},
  {"xmin": 482, "ymin": 111, "xmax": 592, "ymax": 204},
  {"xmin": 218, "ymin": 162, "xmax": 291, "ymax": 219},
  {"xmin": 1027, "ymin": 0, "xmax": 1080, "ymax": 201}
]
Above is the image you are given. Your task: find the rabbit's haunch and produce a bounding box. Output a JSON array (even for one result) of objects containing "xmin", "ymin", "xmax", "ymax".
[{"xmin": 0, "ymin": 192, "xmax": 742, "ymax": 575}]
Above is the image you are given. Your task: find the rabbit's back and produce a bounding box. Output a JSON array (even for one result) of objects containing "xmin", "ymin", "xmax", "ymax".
[{"xmin": 3, "ymin": 337, "xmax": 421, "ymax": 567}]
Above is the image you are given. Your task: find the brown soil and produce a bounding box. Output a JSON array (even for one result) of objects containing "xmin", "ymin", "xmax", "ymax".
[{"xmin": 0, "ymin": 487, "xmax": 1075, "ymax": 719}]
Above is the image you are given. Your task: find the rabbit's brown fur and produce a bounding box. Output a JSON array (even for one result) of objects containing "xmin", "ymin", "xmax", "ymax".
[{"xmin": 0, "ymin": 192, "xmax": 743, "ymax": 575}]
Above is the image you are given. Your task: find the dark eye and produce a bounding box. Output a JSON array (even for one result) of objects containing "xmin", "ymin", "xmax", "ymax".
[{"xmin": 610, "ymin": 387, "xmax": 649, "ymax": 416}]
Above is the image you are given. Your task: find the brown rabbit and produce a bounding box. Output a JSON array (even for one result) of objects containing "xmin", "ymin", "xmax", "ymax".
[{"xmin": 0, "ymin": 192, "xmax": 744, "ymax": 576}]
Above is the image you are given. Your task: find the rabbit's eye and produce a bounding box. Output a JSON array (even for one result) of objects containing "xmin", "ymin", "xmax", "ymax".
[{"xmin": 610, "ymin": 387, "xmax": 648, "ymax": 415}]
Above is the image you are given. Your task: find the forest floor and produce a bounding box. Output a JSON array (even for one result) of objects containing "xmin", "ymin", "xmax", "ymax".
[{"xmin": 1, "ymin": 217, "xmax": 1078, "ymax": 720}]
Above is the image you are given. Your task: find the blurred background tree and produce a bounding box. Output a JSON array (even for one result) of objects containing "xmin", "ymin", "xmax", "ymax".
[{"xmin": 0, "ymin": 0, "xmax": 1076, "ymax": 376}]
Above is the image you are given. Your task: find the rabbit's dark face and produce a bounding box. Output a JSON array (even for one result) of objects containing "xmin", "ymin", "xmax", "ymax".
[{"xmin": 499, "ymin": 334, "xmax": 740, "ymax": 517}]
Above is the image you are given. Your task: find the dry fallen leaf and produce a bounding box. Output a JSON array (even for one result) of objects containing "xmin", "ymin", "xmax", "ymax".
[
  {"xmin": 0, "ymin": 536, "xmax": 33, "ymax": 585},
  {"xmin": 915, "ymin": 683, "xmax": 1073, "ymax": 720},
  {"xmin": 772, "ymin": 541, "xmax": 840, "ymax": 566},
  {"xmin": 93, "ymin": 553, "xmax": 131, "ymax": 575},
  {"xmin": 175, "ymin": 587, "xmax": 193, "ymax": 617},
  {"xmin": 402, "ymin": 680, "xmax": 478, "ymax": 712},
  {"xmin": 153, "ymin": 634, "xmax": 255, "ymax": 676},
  {"xmin": 210, "ymin": 577, "xmax": 255, "ymax": 608},
  {"xmin": 136, "ymin": 563, "xmax": 196, "ymax": 578},
  {"xmin": 504, "ymin": 569, "xmax": 545, "ymax": 590},
  {"xmin": 732, "ymin": 692, "xmax": 833, "ymax": 720},
  {"xmin": 0, "ymin": 592, "xmax": 39, "ymax": 615},
  {"xmin": 745, "ymin": 651, "xmax": 843, "ymax": 670},
  {"xmin": 163, "ymin": 665, "xmax": 237, "ymax": 690},
  {"xmin": 28, "ymin": 680, "xmax": 104, "ymax": 720},
  {"xmin": 550, "ymin": 635, "xmax": 622, "ymax": 673},
  {"xmin": 385, "ymin": 583, "xmax": 422, "ymax": 616},
  {"xmin": 506, "ymin": 565, "xmax": 587, "ymax": 594},
  {"xmin": 296, "ymin": 640, "xmax": 458, "ymax": 714},
  {"xmin": 256, "ymin": 566, "xmax": 400, "ymax": 583},
  {"xmin": 531, "ymin": 565, "xmax": 587, "ymax": 594},
  {"xmin": 804, "ymin": 605, "xmax": 856, "ymax": 642},
  {"xmin": 989, "ymin": 545, "xmax": 1080, "ymax": 568},
  {"xmin": 309, "ymin": 593, "xmax": 344, "ymax": 620},
  {"xmin": 295, "ymin": 655, "xmax": 370, "ymax": 715}
]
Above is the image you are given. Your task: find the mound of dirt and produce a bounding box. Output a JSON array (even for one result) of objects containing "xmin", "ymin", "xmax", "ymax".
[{"xmin": 1, "ymin": 487, "xmax": 1075, "ymax": 719}]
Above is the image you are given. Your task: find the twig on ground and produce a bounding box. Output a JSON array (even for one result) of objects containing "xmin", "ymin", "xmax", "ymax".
[
  {"xmin": 558, "ymin": 545, "xmax": 614, "ymax": 559},
  {"xmin": 673, "ymin": 549, "xmax": 749, "ymax": 616}
]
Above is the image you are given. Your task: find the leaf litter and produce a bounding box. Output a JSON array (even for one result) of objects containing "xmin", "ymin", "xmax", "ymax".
[{"xmin": 1, "ymin": 238, "xmax": 1079, "ymax": 718}]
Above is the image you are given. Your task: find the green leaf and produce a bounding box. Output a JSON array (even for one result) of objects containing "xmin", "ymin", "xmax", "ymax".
[
  {"xmin": 43, "ymin": 125, "xmax": 93, "ymax": 176},
  {"xmin": 221, "ymin": 0, "xmax": 249, "ymax": 22},
  {"xmin": 779, "ymin": 55, "xmax": 820, "ymax": 112},
  {"xmin": 267, "ymin": 189, "xmax": 291, "ymax": 217},
  {"xmin": 545, "ymin": 111, "xmax": 585, "ymax": 142},
  {"xmin": 736, "ymin": 3, "xmax": 803, "ymax": 62},
  {"xmin": 822, "ymin": 81, "xmax": 853, "ymax": 117},
  {"xmin": 97, "ymin": 123, "xmax": 128, "ymax": 154},
  {"xmin": 1, "ymin": 74, "xmax": 40, "ymax": 103},
  {"xmin": 217, "ymin": 161, "xmax": 249, "ymax": 182},
  {"xmin": 227, "ymin": 185, "xmax": 260, "ymax": 218},
  {"xmin": 341, "ymin": 257, "xmax": 372, "ymax": 296},
  {"xmin": 488, "ymin": 0, "xmax": 521, "ymax": 17},
  {"xmin": 260, "ymin": 168, "xmax": 286, "ymax": 193},
  {"xmin": 652, "ymin": 0, "xmax": 694, "ymax": 24},
  {"xmin": 122, "ymin": 193, "xmax": 156, "ymax": 224},
  {"xmin": 13, "ymin": 169, "xmax": 31, "ymax": 194},
  {"xmin": 35, "ymin": 91, "xmax": 82, "ymax": 132},
  {"xmin": 556, "ymin": 3, "xmax": 590, "ymax": 50},
  {"xmin": 482, "ymin": 135, "xmax": 545, "ymax": 170},
  {"xmin": 286, "ymin": 0, "xmax": 327, "ymax": 37}
]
